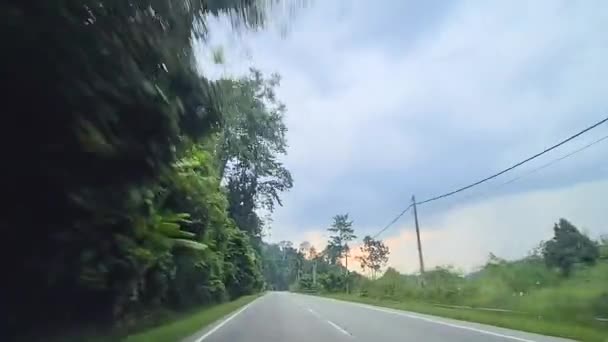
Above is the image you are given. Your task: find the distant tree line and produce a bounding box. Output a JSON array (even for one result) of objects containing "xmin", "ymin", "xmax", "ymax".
[
  {"xmin": 351, "ymin": 218, "xmax": 607, "ymax": 323},
  {"xmin": 263, "ymin": 214, "xmax": 391, "ymax": 293},
  {"xmin": 278, "ymin": 215, "xmax": 604, "ymax": 314}
]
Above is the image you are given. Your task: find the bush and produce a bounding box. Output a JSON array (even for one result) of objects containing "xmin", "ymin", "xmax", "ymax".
[
  {"xmin": 356, "ymin": 259, "xmax": 608, "ymax": 325},
  {"xmin": 592, "ymin": 293, "xmax": 608, "ymax": 318}
]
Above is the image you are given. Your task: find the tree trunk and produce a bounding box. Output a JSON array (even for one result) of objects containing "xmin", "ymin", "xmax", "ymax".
[{"xmin": 345, "ymin": 249, "xmax": 349, "ymax": 293}]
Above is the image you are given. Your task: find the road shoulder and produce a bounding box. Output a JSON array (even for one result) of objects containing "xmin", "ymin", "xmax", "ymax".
[{"xmin": 297, "ymin": 293, "xmax": 606, "ymax": 342}]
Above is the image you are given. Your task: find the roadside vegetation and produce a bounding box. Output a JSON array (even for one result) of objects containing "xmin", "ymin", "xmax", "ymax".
[
  {"xmin": 3, "ymin": 2, "xmax": 293, "ymax": 341},
  {"xmin": 124, "ymin": 294, "xmax": 261, "ymax": 342},
  {"xmin": 323, "ymin": 293, "xmax": 607, "ymax": 342},
  {"xmin": 285, "ymin": 215, "xmax": 608, "ymax": 341}
]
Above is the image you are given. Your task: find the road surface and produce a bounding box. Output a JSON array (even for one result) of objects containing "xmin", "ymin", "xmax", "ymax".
[{"xmin": 184, "ymin": 292, "xmax": 573, "ymax": 342}]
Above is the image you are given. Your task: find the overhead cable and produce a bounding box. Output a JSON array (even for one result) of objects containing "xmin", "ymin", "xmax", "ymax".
[
  {"xmin": 371, "ymin": 116, "xmax": 608, "ymax": 239},
  {"xmin": 372, "ymin": 204, "xmax": 412, "ymax": 238},
  {"xmin": 416, "ymin": 116, "xmax": 608, "ymax": 205}
]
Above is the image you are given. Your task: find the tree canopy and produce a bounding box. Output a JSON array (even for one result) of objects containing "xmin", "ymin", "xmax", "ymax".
[
  {"xmin": 327, "ymin": 214, "xmax": 357, "ymax": 269},
  {"xmin": 357, "ymin": 235, "xmax": 390, "ymax": 279},
  {"xmin": 542, "ymin": 218, "xmax": 599, "ymax": 276}
]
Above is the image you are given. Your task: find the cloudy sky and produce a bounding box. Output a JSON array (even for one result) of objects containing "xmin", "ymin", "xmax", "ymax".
[{"xmin": 197, "ymin": 0, "xmax": 608, "ymax": 273}]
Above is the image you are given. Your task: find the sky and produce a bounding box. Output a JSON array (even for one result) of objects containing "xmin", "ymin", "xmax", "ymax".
[{"xmin": 196, "ymin": 0, "xmax": 608, "ymax": 273}]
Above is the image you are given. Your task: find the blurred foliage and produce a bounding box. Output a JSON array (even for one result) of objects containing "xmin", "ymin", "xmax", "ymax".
[
  {"xmin": 261, "ymin": 240, "xmax": 302, "ymax": 291},
  {"xmin": 600, "ymin": 235, "xmax": 608, "ymax": 260},
  {"xmin": 0, "ymin": 1, "xmax": 290, "ymax": 340},
  {"xmin": 543, "ymin": 218, "xmax": 600, "ymax": 276}
]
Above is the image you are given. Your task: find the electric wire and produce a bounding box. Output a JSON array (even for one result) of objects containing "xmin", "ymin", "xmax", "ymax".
[
  {"xmin": 370, "ymin": 116, "xmax": 608, "ymax": 239},
  {"xmin": 415, "ymin": 116, "xmax": 608, "ymax": 205}
]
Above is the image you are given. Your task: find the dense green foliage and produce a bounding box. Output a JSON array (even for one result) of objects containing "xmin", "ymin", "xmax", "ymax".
[
  {"xmin": 285, "ymin": 213, "xmax": 366, "ymax": 293},
  {"xmin": 260, "ymin": 241, "xmax": 301, "ymax": 290},
  {"xmin": 288, "ymin": 217, "xmax": 606, "ymax": 339},
  {"xmin": 1, "ymin": 1, "xmax": 291, "ymax": 340},
  {"xmin": 543, "ymin": 218, "xmax": 600, "ymax": 276},
  {"xmin": 345, "ymin": 219, "xmax": 607, "ymax": 332},
  {"xmin": 124, "ymin": 294, "xmax": 261, "ymax": 342},
  {"xmin": 600, "ymin": 235, "xmax": 608, "ymax": 260}
]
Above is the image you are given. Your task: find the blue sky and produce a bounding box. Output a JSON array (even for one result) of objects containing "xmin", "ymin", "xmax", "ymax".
[{"xmin": 197, "ymin": 0, "xmax": 608, "ymax": 272}]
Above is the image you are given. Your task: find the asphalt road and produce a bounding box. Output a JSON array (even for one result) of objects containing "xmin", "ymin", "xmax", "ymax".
[{"xmin": 184, "ymin": 292, "xmax": 574, "ymax": 342}]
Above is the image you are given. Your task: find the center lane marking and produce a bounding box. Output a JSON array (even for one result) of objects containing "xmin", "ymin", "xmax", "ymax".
[
  {"xmin": 310, "ymin": 295, "xmax": 540, "ymax": 342},
  {"xmin": 307, "ymin": 308, "xmax": 321, "ymax": 317},
  {"xmin": 326, "ymin": 320, "xmax": 351, "ymax": 336},
  {"xmin": 304, "ymin": 307, "xmax": 352, "ymax": 337}
]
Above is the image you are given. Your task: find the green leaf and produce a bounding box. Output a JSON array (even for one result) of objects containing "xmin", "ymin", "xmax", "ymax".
[{"xmin": 172, "ymin": 239, "xmax": 208, "ymax": 251}]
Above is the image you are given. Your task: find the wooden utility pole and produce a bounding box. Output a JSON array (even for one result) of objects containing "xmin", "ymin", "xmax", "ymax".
[
  {"xmin": 412, "ymin": 195, "xmax": 425, "ymax": 284},
  {"xmin": 345, "ymin": 245, "xmax": 349, "ymax": 294},
  {"xmin": 312, "ymin": 260, "xmax": 317, "ymax": 286}
]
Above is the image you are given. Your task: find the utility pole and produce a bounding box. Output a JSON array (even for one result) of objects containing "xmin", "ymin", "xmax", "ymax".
[
  {"xmin": 312, "ymin": 260, "xmax": 317, "ymax": 286},
  {"xmin": 296, "ymin": 259, "xmax": 301, "ymax": 282},
  {"xmin": 412, "ymin": 195, "xmax": 425, "ymax": 285},
  {"xmin": 345, "ymin": 245, "xmax": 349, "ymax": 294}
]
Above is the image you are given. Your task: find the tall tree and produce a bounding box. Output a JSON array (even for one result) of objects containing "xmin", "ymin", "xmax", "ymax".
[
  {"xmin": 299, "ymin": 241, "xmax": 312, "ymax": 256},
  {"xmin": 327, "ymin": 214, "xmax": 357, "ymax": 274},
  {"xmin": 357, "ymin": 236, "xmax": 390, "ymax": 279},
  {"xmin": 218, "ymin": 70, "xmax": 293, "ymax": 243},
  {"xmin": 542, "ymin": 218, "xmax": 599, "ymax": 276},
  {"xmin": 278, "ymin": 240, "xmax": 294, "ymax": 255},
  {"xmin": 308, "ymin": 246, "xmax": 318, "ymax": 260}
]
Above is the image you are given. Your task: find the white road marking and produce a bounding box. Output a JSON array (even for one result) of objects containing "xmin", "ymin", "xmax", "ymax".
[
  {"xmin": 312, "ymin": 295, "xmax": 539, "ymax": 342},
  {"xmin": 303, "ymin": 306, "xmax": 351, "ymax": 337},
  {"xmin": 326, "ymin": 319, "xmax": 351, "ymax": 336},
  {"xmin": 307, "ymin": 308, "xmax": 321, "ymax": 317},
  {"xmin": 398, "ymin": 312, "xmax": 536, "ymax": 342},
  {"xmin": 195, "ymin": 296, "xmax": 263, "ymax": 342}
]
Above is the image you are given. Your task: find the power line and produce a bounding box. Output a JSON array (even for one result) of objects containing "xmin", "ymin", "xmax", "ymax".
[
  {"xmin": 458, "ymin": 133, "xmax": 608, "ymax": 202},
  {"xmin": 372, "ymin": 204, "xmax": 412, "ymax": 239},
  {"xmin": 500, "ymin": 133, "xmax": 608, "ymax": 187},
  {"xmin": 416, "ymin": 116, "xmax": 608, "ymax": 206},
  {"xmin": 370, "ymin": 116, "xmax": 608, "ymax": 239}
]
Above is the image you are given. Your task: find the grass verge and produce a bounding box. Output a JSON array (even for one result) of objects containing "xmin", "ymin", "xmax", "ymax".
[
  {"xmin": 124, "ymin": 294, "xmax": 262, "ymax": 342},
  {"xmin": 319, "ymin": 294, "xmax": 608, "ymax": 342}
]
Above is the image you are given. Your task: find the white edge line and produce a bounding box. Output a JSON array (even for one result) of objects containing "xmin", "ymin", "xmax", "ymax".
[
  {"xmin": 195, "ymin": 295, "xmax": 263, "ymax": 342},
  {"xmin": 313, "ymin": 295, "xmax": 537, "ymax": 342},
  {"xmin": 326, "ymin": 320, "xmax": 351, "ymax": 336},
  {"xmin": 400, "ymin": 312, "xmax": 536, "ymax": 342}
]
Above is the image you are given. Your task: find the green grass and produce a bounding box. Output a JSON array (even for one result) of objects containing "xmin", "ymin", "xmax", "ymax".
[
  {"xmin": 124, "ymin": 294, "xmax": 262, "ymax": 342},
  {"xmin": 319, "ymin": 293, "xmax": 608, "ymax": 342},
  {"xmin": 513, "ymin": 263, "xmax": 608, "ymax": 322}
]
